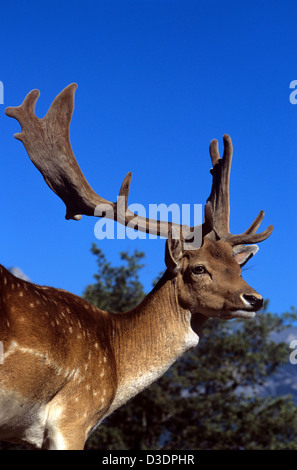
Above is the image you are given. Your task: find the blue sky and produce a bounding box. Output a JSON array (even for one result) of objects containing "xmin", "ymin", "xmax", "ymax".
[{"xmin": 0, "ymin": 0, "xmax": 296, "ymax": 315}]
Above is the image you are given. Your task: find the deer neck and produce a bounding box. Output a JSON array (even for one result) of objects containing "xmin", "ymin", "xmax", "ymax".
[{"xmin": 108, "ymin": 272, "xmax": 199, "ymax": 411}]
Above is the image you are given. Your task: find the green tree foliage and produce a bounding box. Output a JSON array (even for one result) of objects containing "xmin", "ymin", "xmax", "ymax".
[
  {"xmin": 84, "ymin": 246, "xmax": 297, "ymax": 450},
  {"xmin": 82, "ymin": 243, "xmax": 146, "ymax": 313}
]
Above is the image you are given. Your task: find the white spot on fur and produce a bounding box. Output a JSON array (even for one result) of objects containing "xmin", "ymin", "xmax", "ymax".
[{"xmin": 73, "ymin": 369, "xmax": 81, "ymax": 381}]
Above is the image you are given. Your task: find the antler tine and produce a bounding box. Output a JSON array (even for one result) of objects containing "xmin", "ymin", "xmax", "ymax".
[
  {"xmin": 242, "ymin": 210, "xmax": 265, "ymax": 235},
  {"xmin": 118, "ymin": 172, "xmax": 132, "ymax": 200},
  {"xmin": 5, "ymin": 84, "xmax": 186, "ymax": 239},
  {"xmin": 209, "ymin": 139, "xmax": 220, "ymax": 168},
  {"xmin": 205, "ymin": 134, "xmax": 233, "ymax": 239},
  {"xmin": 224, "ymin": 224, "xmax": 273, "ymax": 247},
  {"xmin": 224, "ymin": 210, "xmax": 273, "ymax": 246},
  {"xmin": 5, "ymin": 89, "xmax": 40, "ymax": 138}
]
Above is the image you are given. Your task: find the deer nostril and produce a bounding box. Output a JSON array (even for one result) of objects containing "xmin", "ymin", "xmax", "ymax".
[{"xmin": 243, "ymin": 294, "xmax": 263, "ymax": 310}]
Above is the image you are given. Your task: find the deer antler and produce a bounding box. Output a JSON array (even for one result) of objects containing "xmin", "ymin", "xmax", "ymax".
[
  {"xmin": 204, "ymin": 134, "xmax": 273, "ymax": 246},
  {"xmin": 5, "ymin": 84, "xmax": 272, "ymax": 248},
  {"xmin": 5, "ymin": 84, "xmax": 188, "ymax": 239}
]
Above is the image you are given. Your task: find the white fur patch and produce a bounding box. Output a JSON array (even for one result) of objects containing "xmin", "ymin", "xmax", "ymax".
[
  {"xmin": 42, "ymin": 403, "xmax": 67, "ymax": 450},
  {"xmin": 232, "ymin": 310, "xmax": 256, "ymax": 319}
]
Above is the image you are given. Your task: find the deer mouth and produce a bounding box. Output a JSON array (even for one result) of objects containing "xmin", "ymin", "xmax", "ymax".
[
  {"xmin": 219, "ymin": 293, "xmax": 263, "ymax": 319},
  {"xmin": 219, "ymin": 309, "xmax": 257, "ymax": 320}
]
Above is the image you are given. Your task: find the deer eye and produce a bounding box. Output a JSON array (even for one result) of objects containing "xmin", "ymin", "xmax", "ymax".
[{"xmin": 192, "ymin": 265, "xmax": 207, "ymax": 275}]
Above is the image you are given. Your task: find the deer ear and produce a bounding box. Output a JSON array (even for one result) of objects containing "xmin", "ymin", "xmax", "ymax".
[
  {"xmin": 165, "ymin": 227, "xmax": 184, "ymax": 274},
  {"xmin": 232, "ymin": 244, "xmax": 259, "ymax": 267}
]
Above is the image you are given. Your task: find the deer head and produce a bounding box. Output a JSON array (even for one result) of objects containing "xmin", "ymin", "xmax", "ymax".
[{"xmin": 166, "ymin": 235, "xmax": 263, "ymax": 321}]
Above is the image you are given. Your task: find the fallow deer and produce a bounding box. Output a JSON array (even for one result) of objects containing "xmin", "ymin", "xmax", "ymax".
[{"xmin": 0, "ymin": 84, "xmax": 273, "ymax": 449}]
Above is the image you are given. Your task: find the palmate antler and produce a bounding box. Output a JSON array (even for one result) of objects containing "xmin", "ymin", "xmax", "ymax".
[
  {"xmin": 5, "ymin": 83, "xmax": 273, "ymax": 248},
  {"xmin": 5, "ymin": 84, "xmax": 187, "ymax": 239}
]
